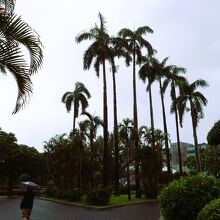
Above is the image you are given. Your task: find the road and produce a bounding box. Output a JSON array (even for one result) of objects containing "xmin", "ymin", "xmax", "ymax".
[{"xmin": 0, "ymin": 196, "xmax": 160, "ymax": 220}]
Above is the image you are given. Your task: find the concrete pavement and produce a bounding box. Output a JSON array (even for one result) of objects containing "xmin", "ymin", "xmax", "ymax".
[{"xmin": 0, "ymin": 196, "xmax": 160, "ymax": 220}]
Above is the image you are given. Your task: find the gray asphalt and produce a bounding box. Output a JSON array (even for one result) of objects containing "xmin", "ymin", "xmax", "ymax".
[{"xmin": 0, "ymin": 196, "xmax": 160, "ymax": 220}]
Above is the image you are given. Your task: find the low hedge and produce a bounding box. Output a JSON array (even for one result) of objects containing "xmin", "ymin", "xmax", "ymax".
[
  {"xmin": 159, "ymin": 175, "xmax": 220, "ymax": 220},
  {"xmin": 197, "ymin": 198, "xmax": 220, "ymax": 220},
  {"xmin": 86, "ymin": 187, "xmax": 112, "ymax": 205}
]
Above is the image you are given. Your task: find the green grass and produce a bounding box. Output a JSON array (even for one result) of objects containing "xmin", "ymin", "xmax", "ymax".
[{"xmin": 110, "ymin": 194, "xmax": 147, "ymax": 205}]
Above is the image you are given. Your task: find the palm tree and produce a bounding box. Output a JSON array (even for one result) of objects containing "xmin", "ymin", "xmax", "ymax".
[
  {"xmin": 0, "ymin": 2, "xmax": 43, "ymax": 113},
  {"xmin": 176, "ymin": 79, "xmax": 208, "ymax": 172},
  {"xmin": 76, "ymin": 13, "xmax": 113, "ymax": 187},
  {"xmin": 149, "ymin": 57, "xmax": 173, "ymax": 178},
  {"xmin": 109, "ymin": 46, "xmax": 131, "ymax": 196},
  {"xmin": 139, "ymin": 57, "xmax": 157, "ymax": 151},
  {"xmin": 163, "ymin": 66, "xmax": 186, "ymax": 175},
  {"xmin": 119, "ymin": 118, "xmax": 134, "ymax": 200},
  {"xmin": 61, "ymin": 81, "xmax": 91, "ymax": 131},
  {"xmin": 69, "ymin": 121, "xmax": 88, "ymax": 191},
  {"xmin": 118, "ymin": 26, "xmax": 154, "ymax": 197},
  {"xmin": 81, "ymin": 111, "xmax": 102, "ymax": 188}
]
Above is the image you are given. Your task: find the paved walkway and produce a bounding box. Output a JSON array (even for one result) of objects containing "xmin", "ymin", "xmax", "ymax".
[{"xmin": 0, "ymin": 196, "xmax": 160, "ymax": 220}]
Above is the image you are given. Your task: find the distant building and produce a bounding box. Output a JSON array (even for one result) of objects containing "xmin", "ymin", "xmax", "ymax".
[{"xmin": 170, "ymin": 142, "xmax": 207, "ymax": 172}]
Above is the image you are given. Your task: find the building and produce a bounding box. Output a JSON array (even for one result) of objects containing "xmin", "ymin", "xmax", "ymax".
[{"xmin": 170, "ymin": 142, "xmax": 207, "ymax": 172}]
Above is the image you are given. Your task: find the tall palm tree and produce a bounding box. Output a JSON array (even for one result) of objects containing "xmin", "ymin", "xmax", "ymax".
[
  {"xmin": 176, "ymin": 79, "xmax": 208, "ymax": 172},
  {"xmin": 81, "ymin": 111, "xmax": 102, "ymax": 188},
  {"xmin": 0, "ymin": 2, "xmax": 43, "ymax": 113},
  {"xmin": 149, "ymin": 57, "xmax": 173, "ymax": 178},
  {"xmin": 139, "ymin": 57, "xmax": 157, "ymax": 151},
  {"xmin": 76, "ymin": 13, "xmax": 113, "ymax": 187},
  {"xmin": 61, "ymin": 81, "xmax": 91, "ymax": 131},
  {"xmin": 118, "ymin": 26, "xmax": 153, "ymax": 197},
  {"xmin": 109, "ymin": 46, "xmax": 131, "ymax": 196},
  {"xmin": 163, "ymin": 66, "xmax": 186, "ymax": 175},
  {"xmin": 119, "ymin": 118, "xmax": 134, "ymax": 200}
]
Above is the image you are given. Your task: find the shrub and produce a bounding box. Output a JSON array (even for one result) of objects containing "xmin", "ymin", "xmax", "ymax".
[
  {"xmin": 45, "ymin": 180, "xmax": 57, "ymax": 197},
  {"xmin": 159, "ymin": 175, "xmax": 220, "ymax": 220},
  {"xmin": 86, "ymin": 187, "xmax": 111, "ymax": 205},
  {"xmin": 65, "ymin": 189, "xmax": 82, "ymax": 201},
  {"xmin": 197, "ymin": 198, "xmax": 220, "ymax": 220}
]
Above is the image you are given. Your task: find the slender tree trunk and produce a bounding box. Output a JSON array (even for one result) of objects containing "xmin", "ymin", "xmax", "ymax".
[
  {"xmin": 148, "ymin": 78, "xmax": 155, "ymax": 144},
  {"xmin": 90, "ymin": 130, "xmax": 94, "ymax": 188},
  {"xmin": 73, "ymin": 104, "xmax": 77, "ymax": 131},
  {"xmin": 189, "ymin": 99, "xmax": 201, "ymax": 173},
  {"xmin": 78, "ymin": 141, "xmax": 82, "ymax": 191},
  {"xmin": 132, "ymin": 49, "xmax": 141, "ymax": 198},
  {"xmin": 148, "ymin": 78, "xmax": 158, "ymax": 196},
  {"xmin": 126, "ymin": 136, "xmax": 131, "ymax": 200},
  {"xmin": 103, "ymin": 60, "xmax": 109, "ymax": 187},
  {"xmin": 172, "ymin": 83, "xmax": 183, "ymax": 175},
  {"xmin": 112, "ymin": 70, "xmax": 119, "ymax": 196},
  {"xmin": 159, "ymin": 78, "xmax": 172, "ymax": 179}
]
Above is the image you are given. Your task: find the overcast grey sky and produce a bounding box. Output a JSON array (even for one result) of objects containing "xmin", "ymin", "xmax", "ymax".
[{"xmin": 0, "ymin": 0, "xmax": 219, "ymax": 152}]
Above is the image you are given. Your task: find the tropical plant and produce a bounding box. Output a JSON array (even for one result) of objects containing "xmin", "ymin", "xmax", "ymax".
[
  {"xmin": 163, "ymin": 66, "xmax": 186, "ymax": 175},
  {"xmin": 81, "ymin": 111, "xmax": 102, "ymax": 188},
  {"xmin": 119, "ymin": 118, "xmax": 134, "ymax": 200},
  {"xmin": 109, "ymin": 45, "xmax": 131, "ymax": 196},
  {"xmin": 61, "ymin": 81, "xmax": 91, "ymax": 131},
  {"xmin": 176, "ymin": 79, "xmax": 208, "ymax": 172},
  {"xmin": 118, "ymin": 26, "xmax": 154, "ymax": 197},
  {"xmin": 76, "ymin": 13, "xmax": 113, "ymax": 187},
  {"xmin": 0, "ymin": 3, "xmax": 43, "ymax": 113},
  {"xmin": 146, "ymin": 57, "xmax": 174, "ymax": 178},
  {"xmin": 160, "ymin": 175, "xmax": 220, "ymax": 220},
  {"xmin": 207, "ymin": 120, "xmax": 220, "ymax": 146}
]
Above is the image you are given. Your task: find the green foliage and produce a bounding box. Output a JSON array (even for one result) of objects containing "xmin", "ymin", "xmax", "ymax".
[
  {"xmin": 197, "ymin": 198, "xmax": 220, "ymax": 220},
  {"xmin": 207, "ymin": 120, "xmax": 220, "ymax": 146},
  {"xmin": 45, "ymin": 180, "xmax": 57, "ymax": 197},
  {"xmin": 159, "ymin": 175, "xmax": 220, "ymax": 220},
  {"xmin": 86, "ymin": 186, "xmax": 112, "ymax": 205},
  {"xmin": 64, "ymin": 189, "xmax": 82, "ymax": 202}
]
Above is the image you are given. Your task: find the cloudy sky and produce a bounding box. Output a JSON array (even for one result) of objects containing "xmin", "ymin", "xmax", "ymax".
[{"xmin": 0, "ymin": 0, "xmax": 219, "ymax": 152}]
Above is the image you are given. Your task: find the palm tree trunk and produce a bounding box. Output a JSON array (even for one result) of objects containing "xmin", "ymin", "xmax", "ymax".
[
  {"xmin": 148, "ymin": 78, "xmax": 155, "ymax": 144},
  {"xmin": 73, "ymin": 114, "xmax": 76, "ymax": 131},
  {"xmin": 159, "ymin": 78, "xmax": 172, "ymax": 179},
  {"xmin": 172, "ymin": 83, "xmax": 183, "ymax": 175},
  {"xmin": 189, "ymin": 99, "xmax": 201, "ymax": 173},
  {"xmin": 126, "ymin": 135, "xmax": 131, "ymax": 200},
  {"xmin": 90, "ymin": 131, "xmax": 94, "ymax": 188},
  {"xmin": 103, "ymin": 60, "xmax": 109, "ymax": 187},
  {"xmin": 112, "ymin": 70, "xmax": 119, "ymax": 196},
  {"xmin": 133, "ymin": 49, "xmax": 141, "ymax": 198}
]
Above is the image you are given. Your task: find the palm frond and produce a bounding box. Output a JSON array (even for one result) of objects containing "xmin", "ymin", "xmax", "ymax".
[
  {"xmin": 191, "ymin": 79, "xmax": 209, "ymax": 91},
  {"xmin": 0, "ymin": 40, "xmax": 32, "ymax": 113},
  {"xmin": 75, "ymin": 32, "xmax": 96, "ymax": 43},
  {"xmin": 118, "ymin": 28, "xmax": 133, "ymax": 38},
  {"xmin": 1, "ymin": 14, "xmax": 43, "ymax": 74},
  {"xmin": 136, "ymin": 26, "xmax": 153, "ymax": 36}
]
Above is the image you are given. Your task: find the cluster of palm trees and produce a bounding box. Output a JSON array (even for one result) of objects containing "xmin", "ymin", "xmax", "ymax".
[
  {"xmin": 60, "ymin": 12, "xmax": 209, "ymax": 197},
  {"xmin": 0, "ymin": 1, "xmax": 209, "ymax": 196}
]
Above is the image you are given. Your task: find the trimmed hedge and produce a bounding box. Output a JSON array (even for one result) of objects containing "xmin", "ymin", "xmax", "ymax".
[
  {"xmin": 159, "ymin": 175, "xmax": 220, "ymax": 220},
  {"xmin": 197, "ymin": 198, "xmax": 220, "ymax": 220},
  {"xmin": 86, "ymin": 187, "xmax": 111, "ymax": 205}
]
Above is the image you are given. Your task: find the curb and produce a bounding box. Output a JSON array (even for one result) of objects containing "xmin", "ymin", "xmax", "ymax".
[{"xmin": 37, "ymin": 196, "xmax": 159, "ymax": 210}]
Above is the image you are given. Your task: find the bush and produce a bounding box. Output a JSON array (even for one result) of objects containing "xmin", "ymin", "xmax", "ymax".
[
  {"xmin": 197, "ymin": 198, "xmax": 220, "ymax": 220},
  {"xmin": 86, "ymin": 187, "xmax": 112, "ymax": 205},
  {"xmin": 45, "ymin": 180, "xmax": 57, "ymax": 197},
  {"xmin": 64, "ymin": 189, "xmax": 82, "ymax": 201},
  {"xmin": 159, "ymin": 175, "xmax": 220, "ymax": 220}
]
